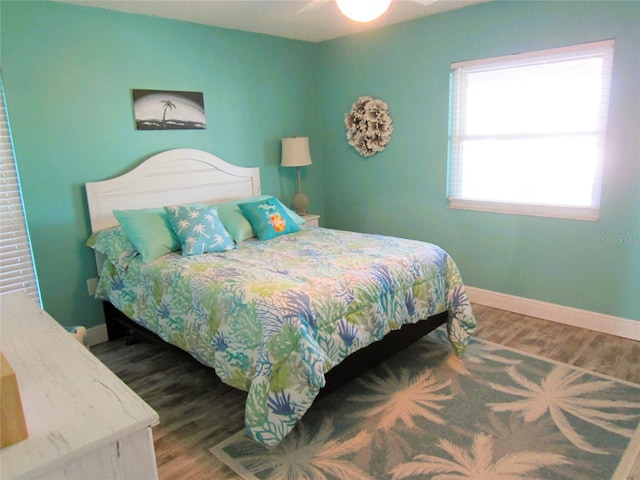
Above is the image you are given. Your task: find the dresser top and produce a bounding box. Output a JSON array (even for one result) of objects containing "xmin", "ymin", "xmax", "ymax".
[{"xmin": 0, "ymin": 292, "xmax": 159, "ymax": 478}]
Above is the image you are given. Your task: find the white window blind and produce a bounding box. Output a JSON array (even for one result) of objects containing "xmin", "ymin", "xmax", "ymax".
[
  {"xmin": 0, "ymin": 72, "xmax": 41, "ymax": 304},
  {"xmin": 448, "ymin": 40, "xmax": 614, "ymax": 221}
]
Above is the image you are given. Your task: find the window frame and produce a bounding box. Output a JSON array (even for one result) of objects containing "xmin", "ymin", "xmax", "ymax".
[{"xmin": 447, "ymin": 40, "xmax": 615, "ymax": 221}]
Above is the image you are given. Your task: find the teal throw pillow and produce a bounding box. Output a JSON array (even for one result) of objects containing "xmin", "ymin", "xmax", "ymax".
[
  {"xmin": 113, "ymin": 208, "xmax": 181, "ymax": 263},
  {"xmin": 164, "ymin": 205, "xmax": 236, "ymax": 255},
  {"xmin": 217, "ymin": 195, "xmax": 305, "ymax": 243},
  {"xmin": 238, "ymin": 197, "xmax": 301, "ymax": 241}
]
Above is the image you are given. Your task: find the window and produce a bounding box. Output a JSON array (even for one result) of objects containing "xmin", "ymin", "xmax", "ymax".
[
  {"xmin": 448, "ymin": 40, "xmax": 614, "ymax": 221},
  {"xmin": 0, "ymin": 71, "xmax": 41, "ymax": 304}
]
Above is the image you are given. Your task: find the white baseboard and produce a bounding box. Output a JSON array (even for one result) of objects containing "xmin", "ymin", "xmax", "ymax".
[
  {"xmin": 87, "ymin": 323, "xmax": 109, "ymax": 347},
  {"xmin": 466, "ymin": 286, "xmax": 640, "ymax": 342}
]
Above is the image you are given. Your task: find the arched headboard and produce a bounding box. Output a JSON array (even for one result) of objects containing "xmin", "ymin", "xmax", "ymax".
[{"xmin": 86, "ymin": 149, "xmax": 261, "ymax": 232}]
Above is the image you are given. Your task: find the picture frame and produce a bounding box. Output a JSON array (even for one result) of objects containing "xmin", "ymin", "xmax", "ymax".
[{"xmin": 132, "ymin": 89, "xmax": 206, "ymax": 130}]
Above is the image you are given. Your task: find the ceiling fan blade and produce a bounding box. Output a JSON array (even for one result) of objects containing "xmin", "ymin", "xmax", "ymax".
[{"xmin": 297, "ymin": 0, "xmax": 332, "ymax": 14}]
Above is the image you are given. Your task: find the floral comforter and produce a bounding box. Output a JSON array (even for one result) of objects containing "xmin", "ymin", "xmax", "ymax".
[{"xmin": 95, "ymin": 227, "xmax": 476, "ymax": 447}]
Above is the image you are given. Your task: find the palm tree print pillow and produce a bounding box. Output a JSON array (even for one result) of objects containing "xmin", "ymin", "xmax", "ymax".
[{"xmin": 164, "ymin": 205, "xmax": 236, "ymax": 256}]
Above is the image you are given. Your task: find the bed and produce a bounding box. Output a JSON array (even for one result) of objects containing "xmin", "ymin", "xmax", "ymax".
[{"xmin": 86, "ymin": 148, "xmax": 476, "ymax": 447}]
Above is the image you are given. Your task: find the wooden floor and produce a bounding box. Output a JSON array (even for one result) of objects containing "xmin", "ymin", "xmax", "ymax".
[{"xmin": 91, "ymin": 304, "xmax": 640, "ymax": 480}]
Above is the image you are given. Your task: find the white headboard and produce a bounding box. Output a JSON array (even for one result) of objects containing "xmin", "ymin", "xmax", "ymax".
[{"xmin": 86, "ymin": 148, "xmax": 261, "ymax": 232}]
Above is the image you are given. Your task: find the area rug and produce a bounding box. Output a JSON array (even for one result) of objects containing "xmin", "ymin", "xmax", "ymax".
[{"xmin": 211, "ymin": 328, "xmax": 640, "ymax": 479}]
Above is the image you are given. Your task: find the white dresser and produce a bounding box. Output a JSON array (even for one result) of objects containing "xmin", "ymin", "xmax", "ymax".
[{"xmin": 0, "ymin": 292, "xmax": 159, "ymax": 479}]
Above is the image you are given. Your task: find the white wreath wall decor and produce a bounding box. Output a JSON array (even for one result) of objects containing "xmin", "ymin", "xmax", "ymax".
[{"xmin": 344, "ymin": 96, "xmax": 393, "ymax": 157}]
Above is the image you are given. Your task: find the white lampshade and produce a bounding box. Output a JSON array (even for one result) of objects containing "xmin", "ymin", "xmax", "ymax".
[
  {"xmin": 281, "ymin": 137, "xmax": 312, "ymax": 167},
  {"xmin": 336, "ymin": 0, "xmax": 392, "ymax": 23}
]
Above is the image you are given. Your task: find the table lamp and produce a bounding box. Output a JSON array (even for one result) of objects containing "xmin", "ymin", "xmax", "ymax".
[{"xmin": 281, "ymin": 137, "xmax": 312, "ymax": 215}]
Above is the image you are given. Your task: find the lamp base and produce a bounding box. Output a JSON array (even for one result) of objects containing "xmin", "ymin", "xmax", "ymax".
[{"xmin": 292, "ymin": 192, "xmax": 309, "ymax": 216}]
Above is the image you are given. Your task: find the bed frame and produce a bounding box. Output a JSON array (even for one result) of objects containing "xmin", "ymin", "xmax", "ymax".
[{"xmin": 86, "ymin": 148, "xmax": 447, "ymax": 395}]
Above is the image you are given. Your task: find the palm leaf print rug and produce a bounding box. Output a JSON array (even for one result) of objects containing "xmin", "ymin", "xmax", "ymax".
[{"xmin": 211, "ymin": 328, "xmax": 640, "ymax": 480}]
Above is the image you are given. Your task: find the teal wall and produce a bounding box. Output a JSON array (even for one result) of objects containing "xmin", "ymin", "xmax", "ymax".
[
  {"xmin": 1, "ymin": 1, "xmax": 321, "ymax": 328},
  {"xmin": 2, "ymin": 0, "xmax": 638, "ymax": 330},
  {"xmin": 316, "ymin": 1, "xmax": 639, "ymax": 321}
]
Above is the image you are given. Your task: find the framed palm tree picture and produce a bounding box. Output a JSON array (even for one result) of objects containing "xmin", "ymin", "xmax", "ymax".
[{"xmin": 132, "ymin": 89, "xmax": 206, "ymax": 130}]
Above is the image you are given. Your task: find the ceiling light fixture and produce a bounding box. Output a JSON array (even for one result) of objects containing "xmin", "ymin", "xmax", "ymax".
[{"xmin": 336, "ymin": 0, "xmax": 393, "ymax": 23}]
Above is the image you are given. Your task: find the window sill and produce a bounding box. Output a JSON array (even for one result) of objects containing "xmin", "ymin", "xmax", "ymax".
[{"xmin": 447, "ymin": 197, "xmax": 599, "ymax": 221}]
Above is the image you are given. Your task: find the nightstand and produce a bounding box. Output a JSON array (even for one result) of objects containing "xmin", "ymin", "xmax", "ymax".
[{"xmin": 300, "ymin": 213, "xmax": 320, "ymax": 227}]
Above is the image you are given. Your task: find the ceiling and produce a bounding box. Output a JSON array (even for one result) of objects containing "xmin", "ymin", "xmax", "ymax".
[{"xmin": 57, "ymin": 0, "xmax": 489, "ymax": 43}]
